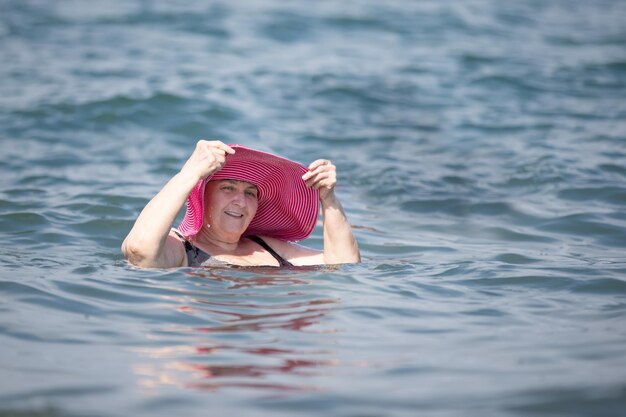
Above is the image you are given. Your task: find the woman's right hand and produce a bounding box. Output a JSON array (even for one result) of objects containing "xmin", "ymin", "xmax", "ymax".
[{"xmin": 180, "ymin": 140, "xmax": 235, "ymax": 181}]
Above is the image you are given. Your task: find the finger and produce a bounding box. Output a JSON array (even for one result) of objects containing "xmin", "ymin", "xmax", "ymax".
[
  {"xmin": 302, "ymin": 161, "xmax": 334, "ymax": 181},
  {"xmin": 217, "ymin": 142, "xmax": 236, "ymax": 155},
  {"xmin": 305, "ymin": 171, "xmax": 334, "ymax": 189},
  {"xmin": 307, "ymin": 159, "xmax": 331, "ymax": 171},
  {"xmin": 213, "ymin": 152, "xmax": 226, "ymax": 164},
  {"xmin": 303, "ymin": 165, "xmax": 334, "ymax": 182},
  {"xmin": 200, "ymin": 139, "xmax": 236, "ymax": 155},
  {"xmin": 305, "ymin": 176, "xmax": 322, "ymax": 189},
  {"xmin": 211, "ymin": 142, "xmax": 236, "ymax": 155},
  {"xmin": 302, "ymin": 168, "xmax": 321, "ymax": 182},
  {"xmin": 307, "ymin": 177, "xmax": 334, "ymax": 190}
]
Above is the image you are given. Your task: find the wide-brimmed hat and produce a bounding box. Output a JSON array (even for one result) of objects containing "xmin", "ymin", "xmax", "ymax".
[{"xmin": 177, "ymin": 144, "xmax": 319, "ymax": 241}]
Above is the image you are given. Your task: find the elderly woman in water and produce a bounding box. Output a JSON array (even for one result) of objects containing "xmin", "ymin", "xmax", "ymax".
[{"xmin": 122, "ymin": 140, "xmax": 360, "ymax": 268}]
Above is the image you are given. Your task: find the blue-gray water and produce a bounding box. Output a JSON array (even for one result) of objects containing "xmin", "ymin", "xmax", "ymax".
[{"xmin": 1, "ymin": 0, "xmax": 625, "ymax": 416}]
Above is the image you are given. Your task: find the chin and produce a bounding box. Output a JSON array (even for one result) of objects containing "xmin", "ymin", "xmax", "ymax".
[{"xmin": 223, "ymin": 226, "xmax": 249, "ymax": 238}]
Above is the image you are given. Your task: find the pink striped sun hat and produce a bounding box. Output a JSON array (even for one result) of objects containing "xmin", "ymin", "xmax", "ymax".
[{"xmin": 178, "ymin": 144, "xmax": 320, "ymax": 241}]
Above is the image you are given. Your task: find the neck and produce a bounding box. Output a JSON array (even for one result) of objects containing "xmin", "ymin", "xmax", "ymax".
[{"xmin": 195, "ymin": 227, "xmax": 242, "ymax": 253}]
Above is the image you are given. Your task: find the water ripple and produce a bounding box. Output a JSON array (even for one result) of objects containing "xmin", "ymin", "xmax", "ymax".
[{"xmin": 1, "ymin": 0, "xmax": 626, "ymax": 416}]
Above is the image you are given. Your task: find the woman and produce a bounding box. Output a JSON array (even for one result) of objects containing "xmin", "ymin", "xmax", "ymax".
[{"xmin": 122, "ymin": 140, "xmax": 360, "ymax": 268}]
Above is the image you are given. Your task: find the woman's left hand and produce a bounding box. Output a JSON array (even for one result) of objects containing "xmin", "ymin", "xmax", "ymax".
[
  {"xmin": 302, "ymin": 159, "xmax": 337, "ymax": 202},
  {"xmin": 302, "ymin": 159, "xmax": 360, "ymax": 264}
]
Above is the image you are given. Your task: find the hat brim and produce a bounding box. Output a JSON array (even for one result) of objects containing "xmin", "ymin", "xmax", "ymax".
[{"xmin": 178, "ymin": 145, "xmax": 319, "ymax": 241}]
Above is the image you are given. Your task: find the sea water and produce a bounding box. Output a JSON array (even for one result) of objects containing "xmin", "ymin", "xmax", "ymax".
[{"xmin": 1, "ymin": 1, "xmax": 625, "ymax": 416}]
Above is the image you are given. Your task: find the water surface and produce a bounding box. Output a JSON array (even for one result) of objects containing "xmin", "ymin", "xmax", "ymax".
[{"xmin": 1, "ymin": 0, "xmax": 625, "ymax": 416}]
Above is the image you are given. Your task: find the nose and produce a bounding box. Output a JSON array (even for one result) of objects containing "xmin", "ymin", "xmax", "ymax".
[{"xmin": 231, "ymin": 190, "xmax": 246, "ymax": 207}]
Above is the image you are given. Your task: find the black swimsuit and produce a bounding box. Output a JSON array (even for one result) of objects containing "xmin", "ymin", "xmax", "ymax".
[{"xmin": 172, "ymin": 230, "xmax": 294, "ymax": 267}]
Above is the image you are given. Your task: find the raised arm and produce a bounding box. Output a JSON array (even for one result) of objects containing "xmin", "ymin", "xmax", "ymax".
[
  {"xmin": 302, "ymin": 159, "xmax": 361, "ymax": 264},
  {"xmin": 121, "ymin": 140, "xmax": 234, "ymax": 268}
]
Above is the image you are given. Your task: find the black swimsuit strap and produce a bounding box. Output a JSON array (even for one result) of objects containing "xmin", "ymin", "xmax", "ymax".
[
  {"xmin": 172, "ymin": 230, "xmax": 293, "ymax": 267},
  {"xmin": 247, "ymin": 235, "xmax": 294, "ymax": 267},
  {"xmin": 172, "ymin": 230, "xmax": 211, "ymax": 266},
  {"xmin": 173, "ymin": 230, "xmax": 193, "ymax": 252}
]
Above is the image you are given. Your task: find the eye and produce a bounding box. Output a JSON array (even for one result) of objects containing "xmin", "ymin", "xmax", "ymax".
[
  {"xmin": 221, "ymin": 185, "xmax": 234, "ymax": 191},
  {"xmin": 246, "ymin": 190, "xmax": 258, "ymax": 198}
]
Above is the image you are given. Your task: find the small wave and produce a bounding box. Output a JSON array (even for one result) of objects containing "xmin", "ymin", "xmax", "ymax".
[
  {"xmin": 365, "ymin": 243, "xmax": 453, "ymax": 256},
  {"xmin": 67, "ymin": 218, "xmax": 132, "ymax": 241},
  {"xmin": 469, "ymin": 74, "xmax": 546, "ymax": 94},
  {"xmin": 599, "ymin": 163, "xmax": 626, "ymax": 177},
  {"xmin": 0, "ymin": 384, "xmax": 117, "ymax": 403},
  {"xmin": 481, "ymin": 226, "xmax": 558, "ymax": 243},
  {"xmin": 558, "ymin": 186, "xmax": 626, "ymax": 205},
  {"xmin": 11, "ymin": 93, "xmax": 241, "ymax": 135},
  {"xmin": 540, "ymin": 214, "xmax": 626, "ymax": 247},
  {"xmin": 571, "ymin": 278, "xmax": 626, "ymax": 295},
  {"xmin": 492, "ymin": 253, "xmax": 540, "ymax": 265},
  {"xmin": 401, "ymin": 198, "xmax": 520, "ymax": 217},
  {"xmin": 506, "ymin": 383, "xmax": 626, "ymax": 415},
  {"xmin": 463, "ymin": 275, "xmax": 578, "ymax": 290},
  {"xmin": 259, "ymin": 12, "xmax": 314, "ymax": 43},
  {"xmin": 312, "ymin": 85, "xmax": 391, "ymax": 110},
  {"xmin": 0, "ymin": 212, "xmax": 49, "ymax": 232},
  {"xmin": 0, "ymin": 280, "xmax": 103, "ymax": 319}
]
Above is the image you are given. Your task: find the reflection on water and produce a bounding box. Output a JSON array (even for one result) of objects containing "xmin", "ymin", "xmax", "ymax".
[{"xmin": 131, "ymin": 269, "xmax": 340, "ymax": 393}]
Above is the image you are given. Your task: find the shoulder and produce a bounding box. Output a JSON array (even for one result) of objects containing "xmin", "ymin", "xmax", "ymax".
[
  {"xmin": 122, "ymin": 229, "xmax": 187, "ymax": 268},
  {"xmin": 166, "ymin": 229, "xmax": 189, "ymax": 267},
  {"xmin": 257, "ymin": 236, "xmax": 314, "ymax": 253},
  {"xmin": 170, "ymin": 228, "xmax": 186, "ymax": 242},
  {"xmin": 259, "ymin": 236, "xmax": 324, "ymax": 266}
]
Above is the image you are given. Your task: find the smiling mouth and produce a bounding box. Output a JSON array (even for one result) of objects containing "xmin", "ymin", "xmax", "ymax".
[{"xmin": 224, "ymin": 210, "xmax": 244, "ymax": 218}]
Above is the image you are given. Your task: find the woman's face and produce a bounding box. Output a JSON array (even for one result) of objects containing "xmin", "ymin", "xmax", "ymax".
[{"xmin": 203, "ymin": 179, "xmax": 259, "ymax": 239}]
